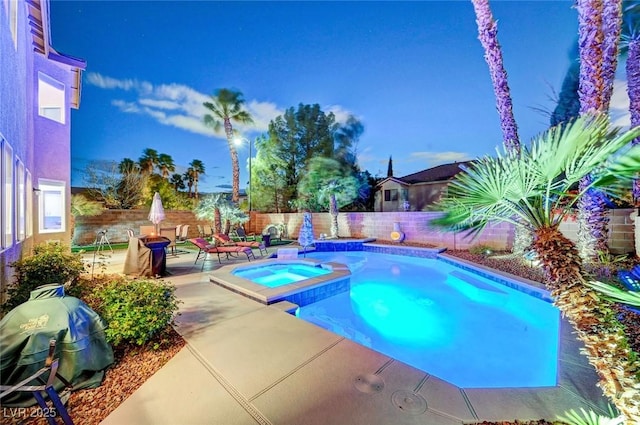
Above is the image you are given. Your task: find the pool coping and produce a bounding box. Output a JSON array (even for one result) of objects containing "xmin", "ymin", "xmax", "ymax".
[{"xmin": 210, "ymin": 258, "xmax": 351, "ymax": 306}]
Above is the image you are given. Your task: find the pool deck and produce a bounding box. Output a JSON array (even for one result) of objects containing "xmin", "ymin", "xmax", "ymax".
[{"xmin": 90, "ymin": 245, "xmax": 611, "ymax": 425}]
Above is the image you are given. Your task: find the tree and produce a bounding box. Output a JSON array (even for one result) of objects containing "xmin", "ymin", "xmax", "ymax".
[
  {"xmin": 194, "ymin": 193, "xmax": 229, "ymax": 234},
  {"xmin": 184, "ymin": 168, "xmax": 195, "ymax": 198},
  {"xmin": 624, "ymin": 5, "xmax": 640, "ymax": 202},
  {"xmin": 138, "ymin": 148, "xmax": 159, "ymax": 175},
  {"xmin": 261, "ymin": 104, "xmax": 362, "ymax": 211},
  {"xmin": 471, "ymin": 0, "xmax": 520, "ymax": 153},
  {"xmin": 298, "ymin": 157, "xmax": 361, "ymax": 238},
  {"xmin": 157, "ymin": 153, "xmax": 175, "ymax": 179},
  {"xmin": 118, "ymin": 158, "xmax": 139, "ymax": 174},
  {"xmin": 170, "ymin": 173, "xmax": 186, "ymax": 192},
  {"xmin": 83, "ymin": 160, "xmax": 147, "ymax": 209},
  {"xmin": 189, "ymin": 159, "xmax": 205, "ymax": 199},
  {"xmin": 576, "ymin": 0, "xmax": 624, "ymax": 262},
  {"xmin": 203, "ymin": 88, "xmax": 254, "ymax": 203},
  {"xmin": 386, "ymin": 156, "xmax": 393, "ymax": 177},
  {"xmin": 250, "ymin": 135, "xmax": 288, "ymax": 212},
  {"xmin": 432, "ymin": 115, "xmax": 640, "ymax": 422}
]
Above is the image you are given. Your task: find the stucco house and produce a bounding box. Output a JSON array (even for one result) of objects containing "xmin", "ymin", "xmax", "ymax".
[
  {"xmin": 374, "ymin": 161, "xmax": 472, "ymax": 212},
  {"xmin": 0, "ymin": 0, "xmax": 85, "ymax": 297}
]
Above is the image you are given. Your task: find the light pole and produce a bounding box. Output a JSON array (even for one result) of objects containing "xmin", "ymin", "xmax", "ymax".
[{"xmin": 234, "ymin": 137, "xmax": 252, "ymax": 211}]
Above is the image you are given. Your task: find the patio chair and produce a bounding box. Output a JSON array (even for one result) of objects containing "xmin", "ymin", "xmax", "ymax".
[
  {"xmin": 235, "ymin": 226, "xmax": 256, "ymax": 242},
  {"xmin": 0, "ymin": 340, "xmax": 74, "ymax": 425},
  {"xmin": 264, "ymin": 225, "xmax": 281, "ymax": 243},
  {"xmin": 212, "ymin": 233, "xmax": 268, "ymax": 256},
  {"xmin": 188, "ymin": 238, "xmax": 255, "ymax": 270},
  {"xmin": 139, "ymin": 225, "xmax": 155, "ymax": 236},
  {"xmin": 197, "ymin": 225, "xmax": 204, "ymax": 238},
  {"xmin": 179, "ymin": 224, "xmax": 190, "ymax": 241},
  {"xmin": 160, "ymin": 227, "xmax": 177, "ymax": 255},
  {"xmin": 203, "ymin": 225, "xmax": 213, "ymax": 238},
  {"xmin": 126, "ymin": 228, "xmax": 135, "ymax": 240}
]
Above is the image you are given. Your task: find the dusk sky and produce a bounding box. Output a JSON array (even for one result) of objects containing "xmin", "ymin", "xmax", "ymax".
[{"xmin": 50, "ymin": 1, "xmax": 632, "ymax": 193}]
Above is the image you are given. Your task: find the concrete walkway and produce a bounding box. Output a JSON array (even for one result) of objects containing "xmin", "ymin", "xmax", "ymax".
[{"xmin": 87, "ymin": 248, "xmax": 611, "ymax": 425}]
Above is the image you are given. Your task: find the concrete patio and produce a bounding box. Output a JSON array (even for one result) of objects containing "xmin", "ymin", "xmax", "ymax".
[{"xmin": 85, "ymin": 247, "xmax": 611, "ymax": 425}]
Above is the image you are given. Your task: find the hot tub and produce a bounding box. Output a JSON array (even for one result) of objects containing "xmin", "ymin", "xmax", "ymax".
[{"xmin": 210, "ymin": 259, "xmax": 351, "ymax": 306}]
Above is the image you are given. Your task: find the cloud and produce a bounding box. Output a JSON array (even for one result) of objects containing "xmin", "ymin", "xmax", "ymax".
[
  {"xmin": 86, "ymin": 72, "xmax": 283, "ymax": 139},
  {"xmin": 325, "ymin": 104, "xmax": 357, "ymax": 124},
  {"xmin": 609, "ymin": 79, "xmax": 631, "ymax": 128},
  {"xmin": 408, "ymin": 151, "xmax": 472, "ymax": 165}
]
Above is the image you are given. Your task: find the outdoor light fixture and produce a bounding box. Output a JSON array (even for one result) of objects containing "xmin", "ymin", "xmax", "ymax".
[
  {"xmin": 32, "ymin": 187, "xmax": 41, "ymax": 196},
  {"xmin": 234, "ymin": 137, "xmax": 253, "ymax": 212}
]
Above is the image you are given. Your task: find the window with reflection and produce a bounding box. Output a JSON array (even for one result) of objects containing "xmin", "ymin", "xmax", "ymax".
[{"xmin": 38, "ymin": 180, "xmax": 65, "ymax": 233}]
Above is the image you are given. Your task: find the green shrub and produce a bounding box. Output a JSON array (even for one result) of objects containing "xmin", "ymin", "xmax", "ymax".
[
  {"xmin": 2, "ymin": 242, "xmax": 86, "ymax": 313},
  {"xmin": 94, "ymin": 278, "xmax": 180, "ymax": 347},
  {"xmin": 469, "ymin": 244, "xmax": 495, "ymax": 256}
]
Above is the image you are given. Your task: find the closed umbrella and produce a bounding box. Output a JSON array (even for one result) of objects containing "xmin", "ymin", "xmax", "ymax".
[{"xmin": 148, "ymin": 192, "xmax": 166, "ymax": 235}]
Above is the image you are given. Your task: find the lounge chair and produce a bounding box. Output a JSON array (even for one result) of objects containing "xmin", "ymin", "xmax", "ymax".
[
  {"xmin": 212, "ymin": 233, "xmax": 268, "ymax": 256},
  {"xmin": 179, "ymin": 224, "xmax": 190, "ymax": 241},
  {"xmin": 188, "ymin": 238, "xmax": 255, "ymax": 270},
  {"xmin": 160, "ymin": 227, "xmax": 177, "ymax": 255},
  {"xmin": 233, "ymin": 226, "xmax": 256, "ymax": 242}
]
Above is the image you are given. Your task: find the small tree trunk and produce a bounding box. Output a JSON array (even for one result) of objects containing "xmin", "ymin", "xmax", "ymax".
[{"xmin": 329, "ymin": 193, "xmax": 339, "ymax": 239}]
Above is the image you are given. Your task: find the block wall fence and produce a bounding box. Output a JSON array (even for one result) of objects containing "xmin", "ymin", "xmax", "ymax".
[{"xmin": 74, "ymin": 208, "xmax": 637, "ymax": 254}]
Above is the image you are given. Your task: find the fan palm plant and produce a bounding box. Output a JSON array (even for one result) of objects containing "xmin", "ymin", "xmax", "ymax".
[
  {"xmin": 432, "ymin": 114, "xmax": 640, "ymax": 422},
  {"xmin": 203, "ymin": 89, "xmax": 253, "ymax": 203}
]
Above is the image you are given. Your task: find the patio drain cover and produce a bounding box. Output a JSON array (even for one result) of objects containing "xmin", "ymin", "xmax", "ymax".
[
  {"xmin": 391, "ymin": 390, "xmax": 427, "ymax": 415},
  {"xmin": 354, "ymin": 374, "xmax": 384, "ymax": 394}
]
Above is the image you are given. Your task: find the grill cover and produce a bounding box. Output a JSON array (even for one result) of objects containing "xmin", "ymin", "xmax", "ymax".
[{"xmin": 0, "ymin": 285, "xmax": 114, "ymax": 406}]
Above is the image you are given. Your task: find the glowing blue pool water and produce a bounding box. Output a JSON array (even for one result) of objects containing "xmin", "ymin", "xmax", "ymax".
[
  {"xmin": 233, "ymin": 263, "xmax": 331, "ymax": 288},
  {"xmin": 297, "ymin": 252, "xmax": 560, "ymax": 388}
]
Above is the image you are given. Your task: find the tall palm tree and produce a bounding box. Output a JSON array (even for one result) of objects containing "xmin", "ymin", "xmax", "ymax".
[
  {"xmin": 471, "ymin": 0, "xmax": 530, "ymax": 255},
  {"xmin": 625, "ymin": 23, "xmax": 640, "ymax": 202},
  {"xmin": 184, "ymin": 168, "xmax": 195, "ymax": 198},
  {"xmin": 189, "ymin": 159, "xmax": 205, "ymax": 199},
  {"xmin": 138, "ymin": 148, "xmax": 159, "ymax": 175},
  {"xmin": 157, "ymin": 153, "xmax": 175, "ymax": 179},
  {"xmin": 576, "ymin": 0, "xmax": 623, "ymax": 261},
  {"xmin": 471, "ymin": 0, "xmax": 520, "ymax": 153},
  {"xmin": 432, "ymin": 115, "xmax": 640, "ymax": 422},
  {"xmin": 203, "ymin": 88, "xmax": 254, "ymax": 203}
]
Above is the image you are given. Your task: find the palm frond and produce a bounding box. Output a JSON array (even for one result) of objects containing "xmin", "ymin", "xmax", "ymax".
[{"xmin": 586, "ymin": 280, "xmax": 640, "ymax": 307}]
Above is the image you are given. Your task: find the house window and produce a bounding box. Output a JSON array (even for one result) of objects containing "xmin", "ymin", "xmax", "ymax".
[
  {"xmin": 2, "ymin": 139, "xmax": 14, "ymax": 248},
  {"xmin": 38, "ymin": 180, "xmax": 65, "ymax": 233},
  {"xmin": 26, "ymin": 171, "xmax": 33, "ymax": 237},
  {"xmin": 9, "ymin": 0, "xmax": 17, "ymax": 49},
  {"xmin": 16, "ymin": 159, "xmax": 25, "ymax": 241},
  {"xmin": 38, "ymin": 73, "xmax": 66, "ymax": 124},
  {"xmin": 384, "ymin": 189, "xmax": 398, "ymax": 202}
]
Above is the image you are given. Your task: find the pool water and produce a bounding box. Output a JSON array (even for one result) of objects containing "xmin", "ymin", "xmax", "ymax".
[
  {"xmin": 297, "ymin": 252, "xmax": 560, "ymax": 388},
  {"xmin": 233, "ymin": 263, "xmax": 331, "ymax": 288}
]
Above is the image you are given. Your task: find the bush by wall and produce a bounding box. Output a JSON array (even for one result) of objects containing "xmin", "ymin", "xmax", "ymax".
[{"xmin": 2, "ymin": 242, "xmax": 86, "ymax": 313}]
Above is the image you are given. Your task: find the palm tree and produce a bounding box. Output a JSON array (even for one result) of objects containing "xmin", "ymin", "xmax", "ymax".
[
  {"xmin": 576, "ymin": 0, "xmax": 623, "ymax": 261},
  {"xmin": 624, "ymin": 20, "xmax": 640, "ymax": 202},
  {"xmin": 189, "ymin": 159, "xmax": 205, "ymax": 199},
  {"xmin": 138, "ymin": 148, "xmax": 159, "ymax": 175},
  {"xmin": 183, "ymin": 168, "xmax": 195, "ymax": 198},
  {"xmin": 432, "ymin": 115, "xmax": 640, "ymax": 422},
  {"xmin": 170, "ymin": 173, "xmax": 185, "ymax": 192},
  {"xmin": 203, "ymin": 88, "xmax": 254, "ymax": 203},
  {"xmin": 471, "ymin": 0, "xmax": 520, "ymax": 153},
  {"xmin": 471, "ymin": 0, "xmax": 531, "ymax": 255},
  {"xmin": 118, "ymin": 158, "xmax": 138, "ymax": 174},
  {"xmin": 157, "ymin": 153, "xmax": 175, "ymax": 179}
]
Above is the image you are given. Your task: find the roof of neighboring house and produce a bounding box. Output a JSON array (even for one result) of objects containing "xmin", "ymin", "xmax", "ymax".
[{"xmin": 377, "ymin": 161, "xmax": 473, "ymax": 187}]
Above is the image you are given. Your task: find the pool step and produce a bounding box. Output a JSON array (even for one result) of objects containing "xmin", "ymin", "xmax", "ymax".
[
  {"xmin": 270, "ymin": 300, "xmax": 299, "ymax": 315},
  {"xmin": 449, "ymin": 270, "xmax": 507, "ymax": 295}
]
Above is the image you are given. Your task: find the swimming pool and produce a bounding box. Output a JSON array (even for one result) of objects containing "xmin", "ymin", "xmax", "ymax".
[
  {"xmin": 297, "ymin": 251, "xmax": 560, "ymax": 389},
  {"xmin": 232, "ymin": 263, "xmax": 332, "ymax": 288}
]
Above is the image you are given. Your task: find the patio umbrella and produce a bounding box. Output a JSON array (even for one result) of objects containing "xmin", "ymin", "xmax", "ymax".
[{"xmin": 148, "ymin": 192, "xmax": 166, "ymax": 235}]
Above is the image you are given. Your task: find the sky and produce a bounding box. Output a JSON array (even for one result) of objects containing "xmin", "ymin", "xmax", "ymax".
[{"xmin": 49, "ymin": 0, "xmax": 633, "ymax": 193}]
